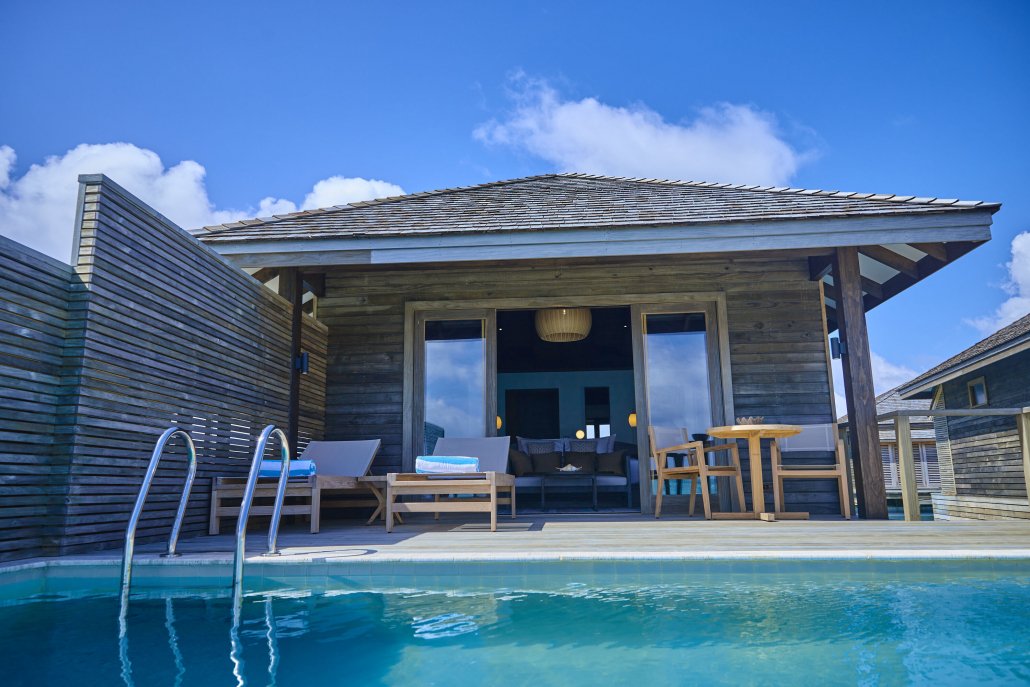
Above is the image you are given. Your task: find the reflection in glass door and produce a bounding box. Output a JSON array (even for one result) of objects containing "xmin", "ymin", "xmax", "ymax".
[
  {"xmin": 634, "ymin": 304, "xmax": 727, "ymax": 512},
  {"xmin": 643, "ymin": 312, "xmax": 713, "ymax": 435},
  {"xmin": 422, "ymin": 318, "xmax": 488, "ymax": 454}
]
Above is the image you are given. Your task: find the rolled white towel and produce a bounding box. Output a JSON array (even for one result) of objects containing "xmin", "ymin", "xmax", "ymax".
[
  {"xmin": 259, "ymin": 459, "xmax": 316, "ymax": 478},
  {"xmin": 415, "ymin": 455, "xmax": 480, "ymax": 474}
]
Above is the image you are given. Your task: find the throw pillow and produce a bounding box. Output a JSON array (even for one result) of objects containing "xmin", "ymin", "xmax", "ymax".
[
  {"xmin": 568, "ymin": 438, "xmax": 599, "ymax": 453},
  {"xmin": 525, "ymin": 441, "xmax": 560, "ymax": 455},
  {"xmin": 531, "ymin": 451, "xmax": 561, "ymax": 473},
  {"xmin": 596, "ymin": 450, "xmax": 625, "ymax": 475},
  {"xmin": 564, "ymin": 451, "xmax": 597, "ymax": 473},
  {"xmin": 509, "ymin": 448, "xmax": 533, "ymax": 477}
]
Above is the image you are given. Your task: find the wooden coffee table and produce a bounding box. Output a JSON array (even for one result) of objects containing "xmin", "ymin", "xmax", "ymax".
[{"xmin": 540, "ymin": 471, "xmax": 598, "ymax": 510}]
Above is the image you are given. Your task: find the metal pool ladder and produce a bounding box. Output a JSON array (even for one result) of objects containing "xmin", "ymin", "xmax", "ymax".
[
  {"xmin": 232, "ymin": 424, "xmax": 291, "ymax": 624},
  {"xmin": 120, "ymin": 427, "xmax": 198, "ymax": 603}
]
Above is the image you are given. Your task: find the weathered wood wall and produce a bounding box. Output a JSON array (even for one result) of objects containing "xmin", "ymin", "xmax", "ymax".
[
  {"xmin": 318, "ymin": 254, "xmax": 842, "ymax": 514},
  {"xmin": 941, "ymin": 352, "xmax": 1028, "ymax": 500},
  {"xmin": 0, "ymin": 175, "xmax": 327, "ymax": 561},
  {"xmin": 0, "ymin": 235, "xmax": 74, "ymax": 560}
]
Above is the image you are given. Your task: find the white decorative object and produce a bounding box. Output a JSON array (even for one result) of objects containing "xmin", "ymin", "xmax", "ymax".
[
  {"xmin": 535, "ymin": 307, "xmax": 592, "ymax": 342},
  {"xmin": 558, "ymin": 464, "xmax": 581, "ymax": 472}
]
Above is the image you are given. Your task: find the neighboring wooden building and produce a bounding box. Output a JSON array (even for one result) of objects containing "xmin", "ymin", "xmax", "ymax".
[
  {"xmin": 839, "ymin": 386, "xmax": 939, "ymax": 505},
  {"xmin": 195, "ymin": 173, "xmax": 1001, "ymax": 519},
  {"xmin": 899, "ymin": 313, "xmax": 1030, "ymax": 520}
]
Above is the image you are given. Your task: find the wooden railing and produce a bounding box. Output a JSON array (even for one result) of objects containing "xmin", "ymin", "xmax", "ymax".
[{"xmin": 877, "ymin": 408, "xmax": 1030, "ymax": 521}]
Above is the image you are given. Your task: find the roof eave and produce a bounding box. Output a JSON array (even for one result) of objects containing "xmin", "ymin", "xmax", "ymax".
[
  {"xmin": 204, "ymin": 209, "xmax": 994, "ymax": 270},
  {"xmin": 898, "ymin": 335, "xmax": 1030, "ymax": 399}
]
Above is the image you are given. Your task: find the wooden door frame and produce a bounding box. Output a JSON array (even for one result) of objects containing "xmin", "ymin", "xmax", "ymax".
[
  {"xmin": 631, "ymin": 300, "xmax": 735, "ymax": 514},
  {"xmin": 406, "ymin": 308, "xmax": 496, "ymax": 472},
  {"xmin": 402, "ymin": 292, "xmax": 733, "ymax": 504}
]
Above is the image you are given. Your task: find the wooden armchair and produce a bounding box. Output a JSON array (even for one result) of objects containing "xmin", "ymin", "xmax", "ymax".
[
  {"xmin": 770, "ymin": 424, "xmax": 851, "ymax": 519},
  {"xmin": 648, "ymin": 426, "xmax": 746, "ymax": 519}
]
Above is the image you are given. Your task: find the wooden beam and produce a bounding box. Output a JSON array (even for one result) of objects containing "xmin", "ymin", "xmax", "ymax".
[
  {"xmin": 1020, "ymin": 411, "xmax": 1030, "ymax": 510},
  {"xmin": 302, "ymin": 272, "xmax": 326, "ymax": 298},
  {"xmin": 860, "ymin": 277, "xmax": 884, "ymax": 301},
  {"xmin": 909, "ymin": 242, "xmax": 948, "ymax": 262},
  {"xmin": 832, "ymin": 247, "xmax": 888, "ymax": 519},
  {"xmin": 822, "ymin": 280, "xmax": 883, "ymax": 311},
  {"xmin": 251, "ymin": 267, "xmax": 278, "ymax": 284},
  {"xmin": 894, "ymin": 416, "xmax": 920, "ymax": 521},
  {"xmin": 858, "ymin": 245, "xmax": 920, "ymax": 279},
  {"xmin": 808, "ymin": 255, "xmax": 833, "ymax": 281},
  {"xmin": 279, "ymin": 268, "xmax": 303, "ymax": 459}
]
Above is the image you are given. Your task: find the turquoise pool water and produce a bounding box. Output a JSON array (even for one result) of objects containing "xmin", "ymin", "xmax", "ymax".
[{"xmin": 1, "ymin": 561, "xmax": 1028, "ymax": 686}]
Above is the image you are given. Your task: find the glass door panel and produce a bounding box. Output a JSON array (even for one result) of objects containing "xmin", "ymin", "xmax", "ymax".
[
  {"xmin": 643, "ymin": 312, "xmax": 712, "ymax": 435},
  {"xmin": 422, "ymin": 318, "xmax": 487, "ymax": 454}
]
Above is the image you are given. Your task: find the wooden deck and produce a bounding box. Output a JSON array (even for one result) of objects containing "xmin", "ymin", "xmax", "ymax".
[{"xmin": 112, "ymin": 513, "xmax": 1030, "ymax": 563}]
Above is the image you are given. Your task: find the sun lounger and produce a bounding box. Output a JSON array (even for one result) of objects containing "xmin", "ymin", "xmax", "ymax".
[
  {"xmin": 209, "ymin": 439, "xmax": 382, "ymax": 534},
  {"xmin": 385, "ymin": 436, "xmax": 514, "ymax": 532}
]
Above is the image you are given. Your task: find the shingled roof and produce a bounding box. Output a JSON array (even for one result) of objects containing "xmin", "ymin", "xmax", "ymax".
[
  {"xmin": 197, "ymin": 173, "xmax": 998, "ymax": 242},
  {"xmin": 899, "ymin": 312, "xmax": 1030, "ymax": 397}
]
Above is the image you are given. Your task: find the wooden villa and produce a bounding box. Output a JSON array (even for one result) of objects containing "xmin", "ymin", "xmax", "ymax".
[
  {"xmin": 898, "ymin": 312, "xmax": 1030, "ymax": 520},
  {"xmin": 0, "ymin": 172, "xmax": 1006, "ymax": 561},
  {"xmin": 195, "ymin": 173, "xmax": 1001, "ymax": 521}
]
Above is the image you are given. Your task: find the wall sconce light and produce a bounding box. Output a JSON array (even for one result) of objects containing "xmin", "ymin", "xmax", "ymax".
[
  {"xmin": 496, "ymin": 415, "xmax": 503, "ymax": 431},
  {"xmin": 628, "ymin": 412, "xmax": 637, "ymax": 428},
  {"xmin": 575, "ymin": 429, "xmax": 586, "ymax": 439}
]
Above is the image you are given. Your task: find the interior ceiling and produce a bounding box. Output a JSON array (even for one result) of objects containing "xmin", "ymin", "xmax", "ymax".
[
  {"xmin": 498, "ymin": 307, "xmax": 633, "ymax": 374},
  {"xmin": 812, "ymin": 240, "xmax": 985, "ymax": 333}
]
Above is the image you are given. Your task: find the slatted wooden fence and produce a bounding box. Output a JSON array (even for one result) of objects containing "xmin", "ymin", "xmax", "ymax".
[
  {"xmin": 0, "ymin": 174, "xmax": 326, "ymax": 561},
  {"xmin": 0, "ymin": 235, "xmax": 74, "ymax": 560}
]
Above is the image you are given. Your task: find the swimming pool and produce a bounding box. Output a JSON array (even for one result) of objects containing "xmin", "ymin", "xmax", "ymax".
[{"xmin": 2, "ymin": 559, "xmax": 1028, "ymax": 686}]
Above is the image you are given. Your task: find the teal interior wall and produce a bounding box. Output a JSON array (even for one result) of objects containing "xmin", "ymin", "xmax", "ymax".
[{"xmin": 496, "ymin": 370, "xmax": 636, "ymax": 444}]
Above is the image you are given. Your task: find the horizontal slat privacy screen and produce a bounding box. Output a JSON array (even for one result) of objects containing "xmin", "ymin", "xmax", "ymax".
[{"xmin": 0, "ymin": 175, "xmax": 326, "ymax": 561}]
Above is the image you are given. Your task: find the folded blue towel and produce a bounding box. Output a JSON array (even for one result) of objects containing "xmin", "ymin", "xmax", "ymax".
[
  {"xmin": 258, "ymin": 459, "xmax": 316, "ymax": 478},
  {"xmin": 415, "ymin": 455, "xmax": 480, "ymax": 474}
]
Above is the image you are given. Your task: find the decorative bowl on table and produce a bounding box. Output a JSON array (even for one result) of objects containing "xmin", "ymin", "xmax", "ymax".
[
  {"xmin": 691, "ymin": 433, "xmax": 711, "ymax": 444},
  {"xmin": 736, "ymin": 416, "xmax": 765, "ymax": 425},
  {"xmin": 557, "ymin": 464, "xmax": 581, "ymax": 472}
]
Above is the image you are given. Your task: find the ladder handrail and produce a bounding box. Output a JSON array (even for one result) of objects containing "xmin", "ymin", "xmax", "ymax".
[
  {"xmin": 120, "ymin": 427, "xmax": 198, "ymax": 603},
  {"xmin": 232, "ymin": 424, "xmax": 290, "ymax": 621}
]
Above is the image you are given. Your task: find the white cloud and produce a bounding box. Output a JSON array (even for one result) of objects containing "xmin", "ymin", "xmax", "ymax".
[
  {"xmin": 831, "ymin": 351, "xmax": 918, "ymax": 419},
  {"xmin": 300, "ymin": 176, "xmax": 404, "ymax": 211},
  {"xmin": 0, "ymin": 145, "xmax": 14, "ymax": 189},
  {"xmin": 474, "ymin": 76, "xmax": 809, "ymax": 186},
  {"xmin": 0, "ymin": 143, "xmax": 404, "ymax": 262},
  {"xmin": 966, "ymin": 231, "xmax": 1030, "ymax": 335}
]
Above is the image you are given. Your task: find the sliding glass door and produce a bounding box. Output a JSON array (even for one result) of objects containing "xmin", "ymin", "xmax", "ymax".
[
  {"xmin": 414, "ymin": 311, "xmax": 496, "ymax": 456},
  {"xmin": 632, "ymin": 302, "xmax": 729, "ymax": 511},
  {"xmin": 642, "ymin": 312, "xmax": 713, "ymax": 435}
]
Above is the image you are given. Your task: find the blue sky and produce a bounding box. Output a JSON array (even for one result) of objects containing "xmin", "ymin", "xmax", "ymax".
[{"xmin": 2, "ymin": 0, "xmax": 1028, "ymax": 390}]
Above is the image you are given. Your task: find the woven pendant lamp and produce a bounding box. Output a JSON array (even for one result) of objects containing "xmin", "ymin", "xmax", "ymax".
[{"xmin": 535, "ymin": 308, "xmax": 592, "ymax": 342}]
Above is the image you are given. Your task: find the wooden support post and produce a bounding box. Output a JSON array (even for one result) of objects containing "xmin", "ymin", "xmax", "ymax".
[
  {"xmin": 1019, "ymin": 410, "xmax": 1030, "ymax": 508},
  {"xmin": 278, "ymin": 268, "xmax": 303, "ymax": 460},
  {"xmin": 833, "ymin": 247, "xmax": 888, "ymax": 519},
  {"xmin": 894, "ymin": 416, "xmax": 919, "ymax": 521}
]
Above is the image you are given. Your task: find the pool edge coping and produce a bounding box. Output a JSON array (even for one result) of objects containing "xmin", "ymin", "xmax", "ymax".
[{"xmin": 4, "ymin": 547, "xmax": 1030, "ymax": 575}]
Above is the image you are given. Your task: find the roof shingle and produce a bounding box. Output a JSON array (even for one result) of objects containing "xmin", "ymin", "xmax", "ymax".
[{"xmin": 196, "ymin": 173, "xmax": 999, "ymax": 243}]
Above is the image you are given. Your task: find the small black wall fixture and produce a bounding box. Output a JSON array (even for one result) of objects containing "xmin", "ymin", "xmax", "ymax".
[
  {"xmin": 830, "ymin": 337, "xmax": 847, "ymax": 359},
  {"xmin": 294, "ymin": 351, "xmax": 309, "ymax": 374}
]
